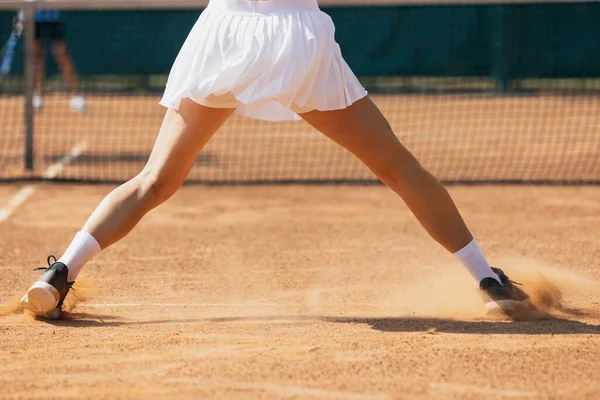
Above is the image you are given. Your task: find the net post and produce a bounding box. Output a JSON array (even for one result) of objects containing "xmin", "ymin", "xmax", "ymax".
[{"xmin": 23, "ymin": 4, "xmax": 35, "ymax": 171}]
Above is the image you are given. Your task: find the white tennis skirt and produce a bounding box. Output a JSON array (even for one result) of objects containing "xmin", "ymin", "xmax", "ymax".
[{"xmin": 159, "ymin": 0, "xmax": 368, "ymax": 121}]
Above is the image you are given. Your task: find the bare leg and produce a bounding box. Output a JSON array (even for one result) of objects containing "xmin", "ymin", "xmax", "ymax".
[
  {"xmin": 21, "ymin": 100, "xmax": 234, "ymax": 316},
  {"xmin": 301, "ymin": 97, "xmax": 472, "ymax": 253},
  {"xmin": 51, "ymin": 41, "xmax": 80, "ymax": 94},
  {"xmin": 83, "ymin": 100, "xmax": 235, "ymax": 249}
]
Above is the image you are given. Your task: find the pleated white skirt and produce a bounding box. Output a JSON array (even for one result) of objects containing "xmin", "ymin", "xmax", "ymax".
[{"xmin": 159, "ymin": 0, "xmax": 368, "ymax": 121}]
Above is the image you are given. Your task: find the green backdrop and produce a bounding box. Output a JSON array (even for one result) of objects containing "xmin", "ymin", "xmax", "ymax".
[{"xmin": 1, "ymin": 2, "xmax": 599, "ymax": 83}]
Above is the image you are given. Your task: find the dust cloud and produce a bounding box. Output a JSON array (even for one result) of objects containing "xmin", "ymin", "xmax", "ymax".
[
  {"xmin": 0, "ymin": 275, "xmax": 98, "ymax": 318},
  {"xmin": 378, "ymin": 259, "xmax": 598, "ymax": 320}
]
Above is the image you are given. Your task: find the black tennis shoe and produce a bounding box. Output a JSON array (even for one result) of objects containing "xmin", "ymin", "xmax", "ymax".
[
  {"xmin": 480, "ymin": 267, "xmax": 531, "ymax": 317},
  {"xmin": 20, "ymin": 256, "xmax": 73, "ymax": 319}
]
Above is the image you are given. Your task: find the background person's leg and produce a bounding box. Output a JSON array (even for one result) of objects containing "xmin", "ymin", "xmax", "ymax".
[
  {"xmin": 33, "ymin": 40, "xmax": 44, "ymax": 110},
  {"xmin": 46, "ymin": 20, "xmax": 86, "ymax": 111},
  {"xmin": 50, "ymin": 40, "xmax": 79, "ymax": 95},
  {"xmin": 50, "ymin": 39, "xmax": 87, "ymax": 112}
]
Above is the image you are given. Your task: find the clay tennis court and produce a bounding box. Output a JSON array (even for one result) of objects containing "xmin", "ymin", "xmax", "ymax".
[
  {"xmin": 0, "ymin": 183, "xmax": 599, "ymax": 399},
  {"xmin": 0, "ymin": 92, "xmax": 599, "ymax": 399}
]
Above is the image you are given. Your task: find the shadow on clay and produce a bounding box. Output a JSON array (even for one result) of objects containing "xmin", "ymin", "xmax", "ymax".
[{"xmin": 44, "ymin": 311, "xmax": 600, "ymax": 335}]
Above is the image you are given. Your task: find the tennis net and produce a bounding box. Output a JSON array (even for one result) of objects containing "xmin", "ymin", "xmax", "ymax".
[{"xmin": 0, "ymin": 0, "xmax": 599, "ymax": 183}]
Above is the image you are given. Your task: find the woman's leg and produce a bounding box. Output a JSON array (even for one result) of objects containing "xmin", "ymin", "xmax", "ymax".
[
  {"xmin": 31, "ymin": 100, "xmax": 233, "ymax": 289},
  {"xmin": 21, "ymin": 99, "xmax": 234, "ymax": 319},
  {"xmin": 22, "ymin": 100, "xmax": 234, "ymax": 316},
  {"xmin": 82, "ymin": 100, "xmax": 233, "ymax": 249},
  {"xmin": 300, "ymin": 97, "xmax": 497, "ymax": 284}
]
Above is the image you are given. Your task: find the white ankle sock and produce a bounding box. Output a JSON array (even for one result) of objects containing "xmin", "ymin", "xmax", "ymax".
[
  {"xmin": 58, "ymin": 231, "xmax": 101, "ymax": 282},
  {"xmin": 453, "ymin": 239, "xmax": 500, "ymax": 284}
]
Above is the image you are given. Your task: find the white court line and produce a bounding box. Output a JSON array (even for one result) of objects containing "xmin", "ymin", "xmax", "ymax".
[
  {"xmin": 0, "ymin": 141, "xmax": 87, "ymax": 223},
  {"xmin": 0, "ymin": 186, "xmax": 36, "ymax": 222},
  {"xmin": 43, "ymin": 141, "xmax": 88, "ymax": 179},
  {"xmin": 83, "ymin": 302, "xmax": 378, "ymax": 308}
]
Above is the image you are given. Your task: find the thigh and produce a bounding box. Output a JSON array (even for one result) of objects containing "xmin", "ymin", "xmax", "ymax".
[
  {"xmin": 51, "ymin": 40, "xmax": 67, "ymax": 57},
  {"xmin": 34, "ymin": 39, "xmax": 43, "ymax": 56},
  {"xmin": 145, "ymin": 99, "xmax": 235, "ymax": 183},
  {"xmin": 300, "ymin": 97, "xmax": 416, "ymax": 170}
]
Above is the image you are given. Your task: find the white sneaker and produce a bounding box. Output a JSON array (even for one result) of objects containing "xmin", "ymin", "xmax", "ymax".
[
  {"xmin": 32, "ymin": 95, "xmax": 43, "ymax": 111},
  {"xmin": 70, "ymin": 95, "xmax": 87, "ymax": 113}
]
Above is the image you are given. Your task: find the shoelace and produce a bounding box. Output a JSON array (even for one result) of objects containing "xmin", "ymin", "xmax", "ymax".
[
  {"xmin": 502, "ymin": 274, "xmax": 523, "ymax": 286},
  {"xmin": 501, "ymin": 277, "xmax": 523, "ymax": 286},
  {"xmin": 32, "ymin": 255, "xmax": 58, "ymax": 272},
  {"xmin": 493, "ymin": 268, "xmax": 523, "ymax": 286}
]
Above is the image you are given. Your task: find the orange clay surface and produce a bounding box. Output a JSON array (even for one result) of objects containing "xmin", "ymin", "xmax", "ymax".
[{"xmin": 1, "ymin": 184, "xmax": 599, "ymax": 399}]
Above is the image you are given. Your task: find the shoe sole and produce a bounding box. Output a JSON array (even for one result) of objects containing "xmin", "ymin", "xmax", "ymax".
[{"xmin": 20, "ymin": 281, "xmax": 60, "ymax": 317}]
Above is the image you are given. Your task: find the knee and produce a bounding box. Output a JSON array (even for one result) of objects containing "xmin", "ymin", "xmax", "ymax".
[
  {"xmin": 34, "ymin": 44, "xmax": 43, "ymax": 60},
  {"xmin": 371, "ymin": 142, "xmax": 425, "ymax": 188},
  {"xmin": 51, "ymin": 43, "xmax": 67, "ymax": 60},
  {"xmin": 135, "ymin": 168, "xmax": 181, "ymax": 207}
]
